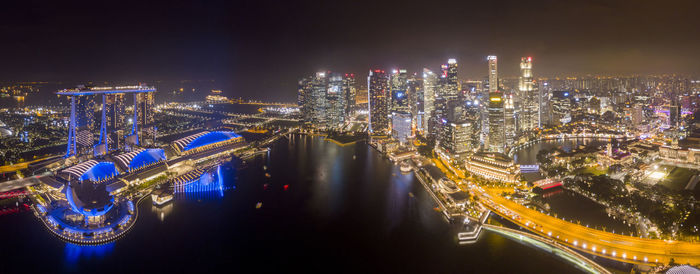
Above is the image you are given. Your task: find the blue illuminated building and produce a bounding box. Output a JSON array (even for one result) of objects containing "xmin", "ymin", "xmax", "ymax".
[
  {"xmin": 175, "ymin": 165, "xmax": 225, "ymax": 199},
  {"xmin": 172, "ymin": 131, "xmax": 243, "ymax": 154},
  {"xmin": 62, "ymin": 160, "xmax": 119, "ymax": 182},
  {"xmin": 59, "ymin": 85, "xmax": 156, "ymax": 158},
  {"xmin": 65, "ymin": 184, "xmax": 115, "ymax": 217},
  {"xmin": 114, "ymin": 148, "xmax": 166, "ymax": 172}
]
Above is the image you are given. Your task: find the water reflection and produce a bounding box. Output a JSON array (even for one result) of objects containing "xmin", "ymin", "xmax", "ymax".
[
  {"xmin": 385, "ymin": 168, "xmax": 413, "ymax": 231},
  {"xmin": 64, "ymin": 242, "xmax": 115, "ymax": 265},
  {"xmin": 308, "ymin": 136, "xmax": 346, "ymax": 217},
  {"xmin": 151, "ymin": 202, "xmax": 173, "ymax": 222},
  {"xmin": 513, "ymin": 138, "xmax": 608, "ymax": 164}
]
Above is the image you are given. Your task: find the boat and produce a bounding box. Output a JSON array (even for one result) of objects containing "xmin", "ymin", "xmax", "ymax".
[
  {"xmin": 151, "ymin": 189, "xmax": 173, "ymax": 206},
  {"xmin": 400, "ymin": 161, "xmax": 411, "ymax": 173}
]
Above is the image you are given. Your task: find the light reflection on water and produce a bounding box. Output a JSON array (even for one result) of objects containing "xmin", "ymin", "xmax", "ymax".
[
  {"xmin": 513, "ymin": 138, "xmax": 608, "ymax": 165},
  {"xmin": 64, "ymin": 242, "xmax": 115, "ymax": 266},
  {"xmin": 151, "ymin": 202, "xmax": 174, "ymax": 222},
  {"xmin": 44, "ymin": 135, "xmax": 586, "ymax": 273}
]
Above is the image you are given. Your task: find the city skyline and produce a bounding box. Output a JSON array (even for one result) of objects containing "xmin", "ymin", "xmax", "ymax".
[
  {"xmin": 1, "ymin": 0, "xmax": 699, "ymax": 102},
  {"xmin": 2, "ymin": 1, "xmax": 700, "ymax": 273}
]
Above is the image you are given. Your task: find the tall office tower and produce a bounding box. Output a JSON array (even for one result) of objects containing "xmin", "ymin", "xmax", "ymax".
[
  {"xmin": 504, "ymin": 92, "xmax": 515, "ymax": 147},
  {"xmin": 423, "ymin": 68, "xmax": 437, "ymax": 133},
  {"xmin": 407, "ymin": 74, "xmax": 424, "ymax": 131},
  {"xmin": 136, "ymin": 92, "xmax": 156, "ymax": 145},
  {"xmin": 105, "ymin": 93, "xmax": 126, "ymax": 150},
  {"xmin": 75, "ymin": 95, "xmax": 96, "ymax": 156},
  {"xmin": 518, "ymin": 57, "xmax": 539, "ymax": 131},
  {"xmin": 407, "ymin": 74, "xmax": 423, "ymax": 117},
  {"xmin": 390, "ymin": 69, "xmax": 409, "ymax": 113},
  {"xmin": 446, "ymin": 99, "xmax": 465, "ymax": 121},
  {"xmin": 487, "ymin": 56, "xmax": 498, "ymax": 94},
  {"xmin": 343, "ymin": 73, "xmax": 356, "ymax": 115},
  {"xmin": 480, "ymin": 76, "xmax": 490, "ymax": 144},
  {"xmin": 670, "ymin": 103, "xmax": 680, "ymax": 128},
  {"xmin": 326, "ymin": 73, "xmax": 347, "ymax": 128},
  {"xmin": 484, "ymin": 56, "xmax": 498, "ymax": 147},
  {"xmin": 297, "ymin": 77, "xmax": 312, "ymax": 122},
  {"xmin": 437, "ymin": 59, "xmax": 459, "ymax": 99},
  {"xmin": 487, "ymin": 92, "xmax": 505, "ymax": 153},
  {"xmin": 631, "ymin": 104, "xmax": 644, "ymax": 126},
  {"xmin": 310, "ymin": 72, "xmax": 329, "ymax": 126},
  {"xmin": 445, "ymin": 58, "xmax": 459, "ymax": 97},
  {"xmin": 438, "ymin": 64, "xmax": 449, "ymax": 98},
  {"xmin": 464, "ymin": 100, "xmax": 482, "ymax": 149},
  {"xmin": 391, "ymin": 112, "xmax": 412, "ymax": 145},
  {"xmin": 439, "ymin": 119, "xmax": 474, "ymax": 157},
  {"xmin": 551, "ymin": 91, "xmax": 572, "ymax": 125},
  {"xmin": 368, "ymin": 69, "xmax": 389, "ymax": 133},
  {"xmin": 539, "ymin": 81, "xmax": 551, "ymax": 125}
]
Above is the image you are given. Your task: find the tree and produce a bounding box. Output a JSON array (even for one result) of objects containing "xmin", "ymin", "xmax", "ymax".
[{"xmin": 536, "ymin": 149, "xmax": 552, "ymax": 166}]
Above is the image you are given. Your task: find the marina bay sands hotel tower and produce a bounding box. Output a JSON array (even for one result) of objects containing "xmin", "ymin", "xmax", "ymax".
[{"xmin": 58, "ymin": 85, "xmax": 156, "ymax": 158}]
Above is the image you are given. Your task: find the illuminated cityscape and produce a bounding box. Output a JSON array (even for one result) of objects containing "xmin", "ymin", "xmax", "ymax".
[{"xmin": 1, "ymin": 0, "xmax": 700, "ymax": 273}]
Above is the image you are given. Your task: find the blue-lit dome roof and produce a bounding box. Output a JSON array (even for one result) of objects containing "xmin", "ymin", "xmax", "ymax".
[
  {"xmin": 62, "ymin": 160, "xmax": 119, "ymax": 182},
  {"xmin": 114, "ymin": 148, "xmax": 166, "ymax": 171},
  {"xmin": 173, "ymin": 131, "xmax": 242, "ymax": 152}
]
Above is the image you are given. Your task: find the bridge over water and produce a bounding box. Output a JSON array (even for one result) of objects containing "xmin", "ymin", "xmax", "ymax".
[{"xmin": 478, "ymin": 187, "xmax": 700, "ymax": 266}]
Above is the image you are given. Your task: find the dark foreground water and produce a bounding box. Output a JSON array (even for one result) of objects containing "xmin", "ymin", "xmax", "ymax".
[{"xmin": 0, "ymin": 135, "xmax": 582, "ymax": 273}]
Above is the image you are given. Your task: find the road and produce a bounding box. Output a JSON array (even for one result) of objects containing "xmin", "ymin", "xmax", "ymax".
[
  {"xmin": 476, "ymin": 187, "xmax": 700, "ymax": 266},
  {"xmin": 0, "ymin": 175, "xmax": 45, "ymax": 192},
  {"xmin": 483, "ymin": 224, "xmax": 611, "ymax": 274}
]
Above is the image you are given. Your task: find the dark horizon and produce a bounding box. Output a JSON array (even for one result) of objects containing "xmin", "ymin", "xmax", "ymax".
[{"xmin": 1, "ymin": 0, "xmax": 699, "ymax": 100}]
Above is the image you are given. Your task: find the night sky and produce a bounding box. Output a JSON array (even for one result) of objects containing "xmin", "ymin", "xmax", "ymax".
[{"xmin": 1, "ymin": 0, "xmax": 699, "ymax": 100}]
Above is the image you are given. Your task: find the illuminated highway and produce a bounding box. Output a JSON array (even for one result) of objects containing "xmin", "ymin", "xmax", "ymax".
[{"xmin": 476, "ymin": 187, "xmax": 700, "ymax": 266}]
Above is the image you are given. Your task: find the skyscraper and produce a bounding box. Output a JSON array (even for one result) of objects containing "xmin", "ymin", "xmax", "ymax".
[
  {"xmin": 75, "ymin": 95, "xmax": 96, "ymax": 156},
  {"xmin": 136, "ymin": 92, "xmax": 155, "ymax": 145},
  {"xmin": 488, "ymin": 92, "xmax": 505, "ymax": 153},
  {"xmin": 436, "ymin": 59, "xmax": 459, "ymax": 99},
  {"xmin": 61, "ymin": 85, "xmax": 155, "ymax": 158},
  {"xmin": 297, "ymin": 77, "xmax": 312, "ymax": 122},
  {"xmin": 445, "ymin": 58, "xmax": 459, "ymax": 98},
  {"xmin": 299, "ymin": 71, "xmax": 352, "ymax": 129},
  {"xmin": 407, "ymin": 74, "xmax": 424, "ymax": 132},
  {"xmin": 390, "ymin": 69, "xmax": 409, "ymax": 113},
  {"xmin": 551, "ymin": 90, "xmax": 572, "ymax": 125},
  {"xmin": 539, "ymin": 81, "xmax": 551, "ymax": 125},
  {"xmin": 439, "ymin": 119, "xmax": 474, "ymax": 157},
  {"xmin": 422, "ymin": 68, "xmax": 437, "ymax": 134},
  {"xmin": 310, "ymin": 72, "xmax": 329, "ymax": 126},
  {"xmin": 343, "ymin": 73, "xmax": 356, "ymax": 115},
  {"xmin": 504, "ymin": 92, "xmax": 515, "ymax": 147},
  {"xmin": 105, "ymin": 93, "xmax": 126, "ymax": 150},
  {"xmin": 326, "ymin": 73, "xmax": 347, "ymax": 127},
  {"xmin": 391, "ymin": 112, "xmax": 412, "ymax": 145},
  {"xmin": 368, "ymin": 69, "xmax": 389, "ymax": 133},
  {"xmin": 518, "ymin": 57, "xmax": 539, "ymax": 131},
  {"xmin": 487, "ymin": 56, "xmax": 498, "ymax": 94}
]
